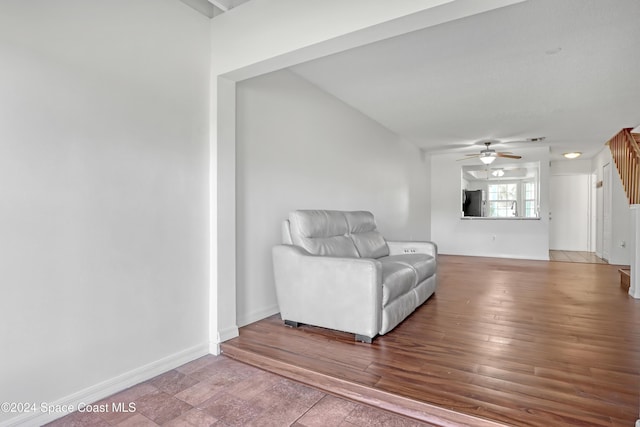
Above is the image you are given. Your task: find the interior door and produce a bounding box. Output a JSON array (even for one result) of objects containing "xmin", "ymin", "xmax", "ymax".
[{"xmin": 550, "ymin": 175, "xmax": 590, "ymax": 251}]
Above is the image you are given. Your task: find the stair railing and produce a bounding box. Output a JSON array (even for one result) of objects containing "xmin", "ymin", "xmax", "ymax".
[{"xmin": 608, "ymin": 128, "xmax": 640, "ymax": 204}]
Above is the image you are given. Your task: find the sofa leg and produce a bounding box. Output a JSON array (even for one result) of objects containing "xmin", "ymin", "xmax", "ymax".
[
  {"xmin": 355, "ymin": 334, "xmax": 373, "ymax": 344},
  {"xmin": 284, "ymin": 320, "xmax": 300, "ymax": 328}
]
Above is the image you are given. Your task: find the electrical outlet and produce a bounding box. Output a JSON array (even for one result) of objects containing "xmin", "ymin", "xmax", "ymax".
[{"xmin": 620, "ymin": 240, "xmax": 626, "ymax": 248}]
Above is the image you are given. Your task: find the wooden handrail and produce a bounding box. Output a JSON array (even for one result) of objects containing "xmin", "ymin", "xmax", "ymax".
[
  {"xmin": 608, "ymin": 128, "xmax": 640, "ymax": 204},
  {"xmin": 626, "ymin": 130, "xmax": 640, "ymax": 157}
]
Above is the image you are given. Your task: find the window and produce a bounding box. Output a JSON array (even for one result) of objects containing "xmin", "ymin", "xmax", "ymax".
[
  {"xmin": 523, "ymin": 181, "xmax": 537, "ymax": 218},
  {"xmin": 487, "ymin": 181, "xmax": 537, "ymax": 218},
  {"xmin": 488, "ymin": 183, "xmax": 517, "ymax": 217}
]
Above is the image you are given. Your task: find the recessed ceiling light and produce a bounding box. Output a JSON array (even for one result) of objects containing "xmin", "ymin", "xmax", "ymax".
[{"xmin": 563, "ymin": 152, "xmax": 582, "ymax": 159}]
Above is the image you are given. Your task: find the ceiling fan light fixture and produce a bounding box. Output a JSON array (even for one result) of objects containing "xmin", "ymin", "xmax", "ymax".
[
  {"xmin": 563, "ymin": 152, "xmax": 582, "ymax": 159},
  {"xmin": 480, "ymin": 155, "xmax": 496, "ymax": 165},
  {"xmin": 457, "ymin": 141, "xmax": 521, "ymax": 163}
]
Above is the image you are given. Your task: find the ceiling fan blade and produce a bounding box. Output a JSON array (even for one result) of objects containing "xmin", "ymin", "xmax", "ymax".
[
  {"xmin": 496, "ymin": 151, "xmax": 514, "ymax": 155},
  {"xmin": 457, "ymin": 155, "xmax": 479, "ymax": 161},
  {"xmin": 497, "ymin": 153, "xmax": 522, "ymax": 159}
]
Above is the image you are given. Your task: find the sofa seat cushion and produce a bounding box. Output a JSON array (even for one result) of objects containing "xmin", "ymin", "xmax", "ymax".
[
  {"xmin": 379, "ymin": 254, "xmax": 436, "ymax": 283},
  {"xmin": 381, "ymin": 261, "xmax": 417, "ymax": 306}
]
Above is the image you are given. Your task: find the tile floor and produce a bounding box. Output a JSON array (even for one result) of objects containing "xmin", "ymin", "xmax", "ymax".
[
  {"xmin": 45, "ymin": 355, "xmax": 432, "ymax": 427},
  {"xmin": 548, "ymin": 250, "xmax": 607, "ymax": 264}
]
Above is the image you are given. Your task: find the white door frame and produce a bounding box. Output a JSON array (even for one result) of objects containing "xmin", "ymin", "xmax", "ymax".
[
  {"xmin": 602, "ymin": 163, "xmax": 612, "ymax": 262},
  {"xmin": 589, "ymin": 173, "xmax": 597, "ymax": 252}
]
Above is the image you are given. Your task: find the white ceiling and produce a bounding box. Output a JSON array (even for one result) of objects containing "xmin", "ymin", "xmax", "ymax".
[{"xmin": 290, "ymin": 0, "xmax": 640, "ymax": 161}]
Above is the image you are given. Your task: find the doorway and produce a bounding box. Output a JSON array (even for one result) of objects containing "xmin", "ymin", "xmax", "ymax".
[{"xmin": 549, "ymin": 250, "xmax": 606, "ymax": 264}]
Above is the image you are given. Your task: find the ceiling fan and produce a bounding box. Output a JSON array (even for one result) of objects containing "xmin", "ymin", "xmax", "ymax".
[{"xmin": 458, "ymin": 141, "xmax": 522, "ymax": 164}]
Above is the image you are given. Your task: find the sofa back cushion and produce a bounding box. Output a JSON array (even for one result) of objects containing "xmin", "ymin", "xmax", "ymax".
[
  {"xmin": 289, "ymin": 210, "xmax": 359, "ymax": 257},
  {"xmin": 281, "ymin": 220, "xmax": 293, "ymax": 244},
  {"xmin": 344, "ymin": 211, "xmax": 389, "ymax": 259}
]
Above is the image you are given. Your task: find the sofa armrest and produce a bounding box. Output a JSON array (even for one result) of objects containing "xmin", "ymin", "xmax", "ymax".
[
  {"xmin": 386, "ymin": 240, "xmax": 438, "ymax": 258},
  {"xmin": 272, "ymin": 244, "xmax": 382, "ymax": 338}
]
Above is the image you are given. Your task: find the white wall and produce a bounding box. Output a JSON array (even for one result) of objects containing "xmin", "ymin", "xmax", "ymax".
[
  {"xmin": 235, "ymin": 69, "xmax": 430, "ymax": 326},
  {"xmin": 592, "ymin": 147, "xmax": 631, "ymax": 265},
  {"xmin": 0, "ymin": 1, "xmax": 210, "ymax": 425},
  {"xmin": 550, "ymin": 159, "xmax": 592, "ymax": 175},
  {"xmin": 430, "ymin": 147, "xmax": 550, "ymax": 260}
]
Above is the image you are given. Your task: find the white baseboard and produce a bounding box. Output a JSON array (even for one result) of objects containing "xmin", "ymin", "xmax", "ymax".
[
  {"xmin": 209, "ymin": 306, "xmax": 279, "ymax": 356},
  {"xmin": 440, "ymin": 251, "xmax": 550, "ymax": 262},
  {"xmin": 209, "ymin": 325, "xmax": 240, "ymax": 355},
  {"xmin": 0, "ymin": 343, "xmax": 210, "ymax": 427},
  {"xmin": 237, "ymin": 304, "xmax": 279, "ymax": 328},
  {"xmin": 217, "ymin": 325, "xmax": 239, "ymax": 342}
]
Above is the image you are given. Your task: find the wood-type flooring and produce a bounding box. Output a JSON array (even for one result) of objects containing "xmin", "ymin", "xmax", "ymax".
[{"xmin": 222, "ymin": 255, "xmax": 640, "ymax": 427}]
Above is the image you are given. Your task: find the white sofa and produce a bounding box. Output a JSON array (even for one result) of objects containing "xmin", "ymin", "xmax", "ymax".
[{"xmin": 272, "ymin": 210, "xmax": 437, "ymax": 343}]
